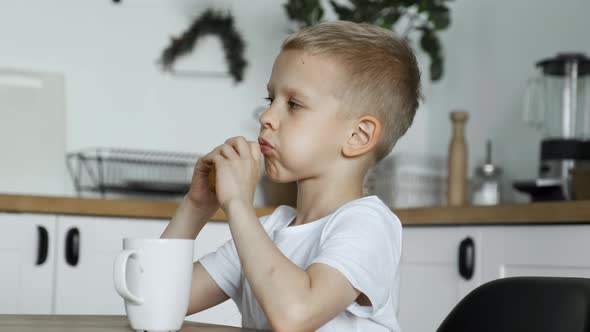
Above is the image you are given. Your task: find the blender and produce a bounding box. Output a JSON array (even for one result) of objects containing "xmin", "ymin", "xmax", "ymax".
[{"xmin": 514, "ymin": 53, "xmax": 590, "ymax": 201}]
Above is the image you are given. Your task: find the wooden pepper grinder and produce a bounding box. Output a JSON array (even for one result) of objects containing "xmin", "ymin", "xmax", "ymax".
[{"xmin": 448, "ymin": 111, "xmax": 468, "ymax": 206}]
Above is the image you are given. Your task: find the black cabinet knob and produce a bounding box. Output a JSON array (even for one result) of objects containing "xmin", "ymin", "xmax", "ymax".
[
  {"xmin": 65, "ymin": 228, "xmax": 80, "ymax": 267},
  {"xmin": 458, "ymin": 237, "xmax": 475, "ymax": 280},
  {"xmin": 36, "ymin": 226, "xmax": 49, "ymax": 266}
]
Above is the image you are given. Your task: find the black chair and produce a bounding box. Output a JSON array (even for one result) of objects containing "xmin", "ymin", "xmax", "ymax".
[{"xmin": 436, "ymin": 277, "xmax": 590, "ymax": 332}]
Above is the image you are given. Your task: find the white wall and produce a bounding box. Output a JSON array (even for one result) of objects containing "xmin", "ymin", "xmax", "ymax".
[
  {"xmin": 0, "ymin": 0, "xmax": 588, "ymax": 203},
  {"xmin": 0, "ymin": 0, "xmax": 287, "ymax": 153}
]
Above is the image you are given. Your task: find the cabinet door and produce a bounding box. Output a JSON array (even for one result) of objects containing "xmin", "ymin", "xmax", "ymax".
[
  {"xmin": 0, "ymin": 213, "xmax": 56, "ymax": 314},
  {"xmin": 398, "ymin": 227, "xmax": 481, "ymax": 332},
  {"xmin": 53, "ymin": 215, "xmax": 168, "ymax": 314},
  {"xmin": 481, "ymin": 225, "xmax": 590, "ymax": 282}
]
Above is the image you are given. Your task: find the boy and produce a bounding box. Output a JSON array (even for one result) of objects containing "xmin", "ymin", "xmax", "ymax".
[{"xmin": 161, "ymin": 20, "xmax": 421, "ymax": 332}]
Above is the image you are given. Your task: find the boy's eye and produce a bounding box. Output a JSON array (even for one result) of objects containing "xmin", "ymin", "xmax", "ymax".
[
  {"xmin": 288, "ymin": 100, "xmax": 301, "ymax": 110},
  {"xmin": 263, "ymin": 97, "xmax": 301, "ymax": 110}
]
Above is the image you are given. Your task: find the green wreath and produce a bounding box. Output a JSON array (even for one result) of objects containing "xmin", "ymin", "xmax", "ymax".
[{"xmin": 159, "ymin": 9, "xmax": 247, "ymax": 83}]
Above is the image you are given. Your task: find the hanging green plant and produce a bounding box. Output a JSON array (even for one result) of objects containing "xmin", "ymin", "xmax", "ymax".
[
  {"xmin": 284, "ymin": 0, "xmax": 452, "ymax": 81},
  {"xmin": 159, "ymin": 9, "xmax": 247, "ymax": 83}
]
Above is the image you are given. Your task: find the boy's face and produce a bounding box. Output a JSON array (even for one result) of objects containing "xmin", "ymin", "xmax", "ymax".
[{"xmin": 259, "ymin": 49, "xmax": 352, "ymax": 183}]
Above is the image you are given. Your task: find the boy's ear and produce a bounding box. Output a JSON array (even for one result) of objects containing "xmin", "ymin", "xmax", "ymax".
[{"xmin": 342, "ymin": 115, "xmax": 382, "ymax": 158}]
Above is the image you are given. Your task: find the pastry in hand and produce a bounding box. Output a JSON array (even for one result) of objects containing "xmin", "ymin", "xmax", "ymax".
[{"xmin": 208, "ymin": 167, "xmax": 216, "ymax": 193}]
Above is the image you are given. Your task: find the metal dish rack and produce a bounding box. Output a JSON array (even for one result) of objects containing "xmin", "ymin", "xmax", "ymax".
[{"xmin": 66, "ymin": 148, "xmax": 199, "ymax": 197}]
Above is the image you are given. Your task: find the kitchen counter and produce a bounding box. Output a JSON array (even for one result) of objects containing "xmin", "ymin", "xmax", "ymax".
[
  {"xmin": 0, "ymin": 194, "xmax": 272, "ymax": 222},
  {"xmin": 0, "ymin": 314, "xmax": 259, "ymax": 332},
  {"xmin": 0, "ymin": 194, "xmax": 589, "ymax": 225}
]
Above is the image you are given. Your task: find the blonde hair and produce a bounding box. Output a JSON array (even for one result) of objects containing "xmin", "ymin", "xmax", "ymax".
[{"xmin": 282, "ymin": 21, "xmax": 422, "ymax": 162}]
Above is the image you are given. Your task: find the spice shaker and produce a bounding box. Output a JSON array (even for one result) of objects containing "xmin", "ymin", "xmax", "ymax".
[{"xmin": 471, "ymin": 140, "xmax": 503, "ymax": 205}]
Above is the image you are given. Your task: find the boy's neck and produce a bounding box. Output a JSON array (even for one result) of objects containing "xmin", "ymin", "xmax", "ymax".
[{"xmin": 292, "ymin": 174, "xmax": 366, "ymax": 226}]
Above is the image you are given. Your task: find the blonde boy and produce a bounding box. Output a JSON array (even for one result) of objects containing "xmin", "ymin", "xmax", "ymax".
[{"xmin": 162, "ymin": 21, "xmax": 421, "ymax": 332}]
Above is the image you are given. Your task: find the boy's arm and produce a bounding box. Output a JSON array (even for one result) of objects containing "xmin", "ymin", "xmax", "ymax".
[
  {"xmin": 210, "ymin": 136, "xmax": 361, "ymax": 331},
  {"xmin": 162, "ymin": 144, "xmax": 222, "ymax": 240},
  {"xmin": 161, "ymin": 196, "xmax": 230, "ymax": 315},
  {"xmin": 185, "ymin": 262, "xmax": 230, "ymax": 315},
  {"xmin": 161, "ymin": 195, "xmax": 217, "ymax": 239},
  {"xmin": 226, "ymin": 201, "xmax": 361, "ymax": 332}
]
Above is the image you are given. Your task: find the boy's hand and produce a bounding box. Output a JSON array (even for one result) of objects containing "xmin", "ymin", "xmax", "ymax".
[
  {"xmin": 187, "ymin": 150, "xmax": 222, "ymax": 212},
  {"xmin": 203, "ymin": 136, "xmax": 261, "ymax": 210}
]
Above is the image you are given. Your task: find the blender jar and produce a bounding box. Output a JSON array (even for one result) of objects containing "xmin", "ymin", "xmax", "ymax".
[{"xmin": 524, "ymin": 53, "xmax": 590, "ymax": 139}]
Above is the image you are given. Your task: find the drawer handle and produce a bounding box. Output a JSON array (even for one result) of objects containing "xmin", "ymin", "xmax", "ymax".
[
  {"xmin": 65, "ymin": 228, "xmax": 80, "ymax": 266},
  {"xmin": 458, "ymin": 237, "xmax": 475, "ymax": 280},
  {"xmin": 36, "ymin": 226, "xmax": 49, "ymax": 266}
]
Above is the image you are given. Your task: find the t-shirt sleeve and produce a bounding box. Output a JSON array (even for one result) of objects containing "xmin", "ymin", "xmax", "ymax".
[
  {"xmin": 310, "ymin": 204, "xmax": 402, "ymax": 317},
  {"xmin": 199, "ymin": 236, "xmax": 241, "ymax": 299},
  {"xmin": 198, "ymin": 214, "xmax": 272, "ymax": 300}
]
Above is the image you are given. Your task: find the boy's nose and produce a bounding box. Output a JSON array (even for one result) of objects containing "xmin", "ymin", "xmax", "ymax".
[{"xmin": 259, "ymin": 107, "xmax": 278, "ymax": 130}]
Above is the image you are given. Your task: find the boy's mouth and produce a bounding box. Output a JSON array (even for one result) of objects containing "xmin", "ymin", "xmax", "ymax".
[{"xmin": 258, "ymin": 136, "xmax": 274, "ymax": 154}]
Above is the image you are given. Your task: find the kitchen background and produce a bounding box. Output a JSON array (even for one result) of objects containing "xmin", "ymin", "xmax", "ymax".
[
  {"xmin": 1, "ymin": 0, "xmax": 590, "ymax": 204},
  {"xmin": 2, "ymin": 2, "xmax": 590, "ymax": 331}
]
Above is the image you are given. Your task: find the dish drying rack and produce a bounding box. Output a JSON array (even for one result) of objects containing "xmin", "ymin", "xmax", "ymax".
[
  {"xmin": 66, "ymin": 148, "xmax": 200, "ymax": 197},
  {"xmin": 364, "ymin": 154, "xmax": 447, "ymax": 208}
]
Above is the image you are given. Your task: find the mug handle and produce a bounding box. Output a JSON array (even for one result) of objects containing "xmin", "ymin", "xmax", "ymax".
[{"xmin": 113, "ymin": 249, "xmax": 144, "ymax": 305}]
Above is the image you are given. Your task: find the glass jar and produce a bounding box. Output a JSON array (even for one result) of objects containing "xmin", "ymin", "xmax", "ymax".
[{"xmin": 471, "ymin": 141, "xmax": 503, "ymax": 205}]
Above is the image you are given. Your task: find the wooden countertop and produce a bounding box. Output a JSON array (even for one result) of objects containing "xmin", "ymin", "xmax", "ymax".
[
  {"xmin": 0, "ymin": 314, "xmax": 260, "ymax": 332},
  {"xmin": 0, "ymin": 194, "xmax": 275, "ymax": 222},
  {"xmin": 1, "ymin": 194, "xmax": 590, "ymax": 225}
]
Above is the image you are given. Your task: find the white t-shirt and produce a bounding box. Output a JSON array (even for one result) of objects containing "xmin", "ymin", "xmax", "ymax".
[{"xmin": 199, "ymin": 195, "xmax": 402, "ymax": 332}]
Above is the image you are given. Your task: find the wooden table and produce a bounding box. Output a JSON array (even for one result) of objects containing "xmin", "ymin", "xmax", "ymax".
[{"xmin": 0, "ymin": 315, "xmax": 263, "ymax": 332}]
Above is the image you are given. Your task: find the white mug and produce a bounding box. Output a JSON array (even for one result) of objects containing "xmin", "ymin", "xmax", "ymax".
[{"xmin": 113, "ymin": 238, "xmax": 194, "ymax": 332}]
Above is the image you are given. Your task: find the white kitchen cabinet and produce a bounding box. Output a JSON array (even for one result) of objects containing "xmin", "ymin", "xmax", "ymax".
[
  {"xmin": 52, "ymin": 215, "xmax": 241, "ymax": 326},
  {"xmin": 398, "ymin": 227, "xmax": 482, "ymax": 332},
  {"xmin": 0, "ymin": 213, "xmax": 56, "ymax": 314},
  {"xmin": 7, "ymin": 210, "xmax": 589, "ymax": 330},
  {"xmin": 53, "ymin": 215, "xmax": 169, "ymax": 314},
  {"xmin": 480, "ymin": 225, "xmax": 590, "ymax": 282},
  {"xmin": 399, "ymin": 224, "xmax": 590, "ymax": 332}
]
